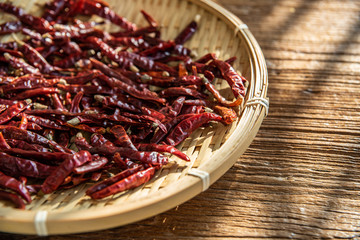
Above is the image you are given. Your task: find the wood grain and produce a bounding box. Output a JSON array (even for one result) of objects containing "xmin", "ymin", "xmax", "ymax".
[{"xmin": 1, "ymin": 0, "xmax": 360, "ymax": 239}]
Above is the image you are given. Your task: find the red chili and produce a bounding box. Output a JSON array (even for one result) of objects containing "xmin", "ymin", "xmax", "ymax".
[
  {"xmin": 0, "ymin": 132, "xmax": 10, "ymax": 149},
  {"xmin": 166, "ymin": 112, "xmax": 223, "ymax": 146},
  {"xmin": 202, "ymin": 74, "xmax": 243, "ymax": 107},
  {"xmin": 0, "ymin": 21, "xmax": 22, "ymax": 35},
  {"xmin": 0, "ymin": 190, "xmax": 26, "ymax": 209},
  {"xmin": 3, "ymin": 53, "xmax": 40, "ymax": 75},
  {"xmin": 2, "ymin": 126, "xmax": 70, "ymax": 153},
  {"xmin": 85, "ymin": 166, "xmax": 142, "ymax": 196},
  {"xmin": 79, "ymin": 0, "xmax": 136, "ymax": 31},
  {"xmin": 14, "ymin": 87, "xmax": 59, "ymax": 100},
  {"xmin": 19, "ymin": 41, "xmax": 55, "ymax": 74},
  {"xmin": 175, "ymin": 20, "xmax": 198, "ymax": 45},
  {"xmin": 0, "ymin": 101, "xmax": 28, "ymax": 124},
  {"xmin": 73, "ymin": 156, "xmax": 108, "ymax": 174},
  {"xmin": 214, "ymin": 105, "xmax": 238, "ymax": 125},
  {"xmin": 0, "ymin": 152, "xmax": 56, "ymax": 179},
  {"xmin": 0, "ymin": 3, "xmax": 53, "ymax": 33},
  {"xmin": 42, "ymin": 150, "xmax": 92, "ymax": 193},
  {"xmin": 69, "ymin": 91, "xmax": 84, "ymax": 113},
  {"xmin": 212, "ymin": 59, "xmax": 246, "ymax": 98},
  {"xmin": 6, "ymin": 139, "xmax": 50, "ymax": 152},
  {"xmin": 109, "ymin": 125, "xmax": 137, "ymax": 151},
  {"xmin": 89, "ymin": 166, "xmax": 155, "ymax": 199},
  {"xmin": 160, "ymin": 87, "xmax": 207, "ymax": 99},
  {"xmin": 136, "ymin": 143, "xmax": 190, "ymax": 162},
  {"xmin": 0, "ymin": 171, "xmax": 31, "ymax": 203},
  {"xmin": 150, "ymin": 113, "xmax": 196, "ymax": 144}
]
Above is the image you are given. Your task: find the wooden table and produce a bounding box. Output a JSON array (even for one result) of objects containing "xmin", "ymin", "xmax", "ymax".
[{"xmin": 2, "ymin": 0, "xmax": 360, "ymax": 239}]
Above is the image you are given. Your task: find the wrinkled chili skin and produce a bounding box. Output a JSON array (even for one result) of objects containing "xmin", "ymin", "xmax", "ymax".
[
  {"xmin": 160, "ymin": 87, "xmax": 207, "ymax": 99},
  {"xmin": 85, "ymin": 166, "xmax": 142, "ymax": 196},
  {"xmin": 109, "ymin": 125, "xmax": 137, "ymax": 150},
  {"xmin": 150, "ymin": 113, "xmax": 196, "ymax": 144},
  {"xmin": 89, "ymin": 167, "xmax": 155, "ymax": 199},
  {"xmin": 42, "ymin": 150, "xmax": 92, "ymax": 194},
  {"xmin": 175, "ymin": 21, "xmax": 198, "ymax": 45},
  {"xmin": 212, "ymin": 59, "xmax": 246, "ymax": 98},
  {"xmin": 0, "ymin": 171, "xmax": 31, "ymax": 203},
  {"xmin": 0, "ymin": 101, "xmax": 28, "ymax": 124},
  {"xmin": 3, "ymin": 148, "xmax": 69, "ymax": 165},
  {"xmin": 79, "ymin": 0, "xmax": 136, "ymax": 31},
  {"xmin": 0, "ymin": 21, "xmax": 22, "ymax": 35},
  {"xmin": 0, "ymin": 3, "xmax": 53, "ymax": 33},
  {"xmin": 214, "ymin": 105, "xmax": 237, "ymax": 125},
  {"xmin": 136, "ymin": 143, "xmax": 190, "ymax": 162},
  {"xmin": 0, "ymin": 152, "xmax": 56, "ymax": 179},
  {"xmin": 1, "ymin": 126, "xmax": 70, "ymax": 153},
  {"xmin": 0, "ymin": 190, "xmax": 25, "ymax": 209},
  {"xmin": 4, "ymin": 53, "xmax": 40, "ymax": 75},
  {"xmin": 166, "ymin": 112, "xmax": 223, "ymax": 146},
  {"xmin": 74, "ymin": 156, "xmax": 108, "ymax": 174}
]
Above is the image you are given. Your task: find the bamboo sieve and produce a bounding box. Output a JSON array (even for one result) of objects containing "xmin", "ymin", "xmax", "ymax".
[{"xmin": 0, "ymin": 0, "xmax": 268, "ymax": 235}]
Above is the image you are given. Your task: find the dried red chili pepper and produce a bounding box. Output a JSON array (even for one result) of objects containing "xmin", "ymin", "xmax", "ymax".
[
  {"xmin": 42, "ymin": 0, "xmax": 68, "ymax": 22},
  {"xmin": 94, "ymin": 95, "xmax": 140, "ymax": 113},
  {"xmin": 150, "ymin": 113, "xmax": 196, "ymax": 144},
  {"xmin": 0, "ymin": 152, "xmax": 56, "ymax": 179},
  {"xmin": 0, "ymin": 171, "xmax": 31, "ymax": 203},
  {"xmin": 63, "ymin": 70, "xmax": 101, "ymax": 84},
  {"xmin": 160, "ymin": 87, "xmax": 207, "ymax": 99},
  {"xmin": 69, "ymin": 91, "xmax": 84, "ymax": 113},
  {"xmin": 3, "ymin": 53, "xmax": 40, "ymax": 75},
  {"xmin": 85, "ymin": 166, "xmax": 142, "ymax": 196},
  {"xmin": 175, "ymin": 20, "xmax": 198, "ymax": 45},
  {"xmin": 78, "ymin": 0, "xmax": 136, "ymax": 31},
  {"xmin": 0, "ymin": 101, "xmax": 28, "ymax": 124},
  {"xmin": 168, "ymin": 96, "xmax": 185, "ymax": 118},
  {"xmin": 0, "ymin": 3, "xmax": 53, "ymax": 33},
  {"xmin": 17, "ymin": 40, "xmax": 55, "ymax": 74},
  {"xmin": 6, "ymin": 139, "xmax": 50, "ymax": 152},
  {"xmin": 89, "ymin": 166, "xmax": 155, "ymax": 199},
  {"xmin": 0, "ymin": 21, "xmax": 22, "ymax": 35},
  {"xmin": 66, "ymin": 123, "xmax": 106, "ymax": 134},
  {"xmin": 1, "ymin": 126, "xmax": 70, "ymax": 153},
  {"xmin": 25, "ymin": 115, "xmax": 68, "ymax": 130},
  {"xmin": 51, "ymin": 93, "xmax": 66, "ymax": 111},
  {"xmin": 14, "ymin": 87, "xmax": 59, "ymax": 100},
  {"xmin": 73, "ymin": 156, "xmax": 108, "ymax": 174},
  {"xmin": 0, "ymin": 47, "xmax": 23, "ymax": 58},
  {"xmin": 3, "ymin": 148, "xmax": 69, "ymax": 165},
  {"xmin": 42, "ymin": 150, "xmax": 92, "ymax": 193},
  {"xmin": 166, "ymin": 112, "xmax": 223, "ymax": 146},
  {"xmin": 0, "ymin": 190, "xmax": 25, "ymax": 209},
  {"xmin": 135, "ymin": 143, "xmax": 190, "ymax": 162},
  {"xmin": 0, "ymin": 132, "xmax": 10, "ymax": 149},
  {"xmin": 109, "ymin": 125, "xmax": 137, "ymax": 150},
  {"xmin": 214, "ymin": 105, "xmax": 238, "ymax": 125},
  {"xmin": 57, "ymin": 84, "xmax": 113, "ymax": 95},
  {"xmin": 19, "ymin": 113, "xmax": 28, "ymax": 130},
  {"xmin": 202, "ymin": 75, "xmax": 243, "ymax": 107},
  {"xmin": 1, "ymin": 76, "xmax": 59, "ymax": 93},
  {"xmin": 212, "ymin": 59, "xmax": 247, "ymax": 98}
]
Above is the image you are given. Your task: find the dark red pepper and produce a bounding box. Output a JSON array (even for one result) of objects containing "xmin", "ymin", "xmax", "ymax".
[
  {"xmin": 89, "ymin": 166, "xmax": 155, "ymax": 199},
  {"xmin": 0, "ymin": 171, "xmax": 31, "ymax": 203},
  {"xmin": 42, "ymin": 150, "xmax": 92, "ymax": 193},
  {"xmin": 166, "ymin": 112, "xmax": 223, "ymax": 146}
]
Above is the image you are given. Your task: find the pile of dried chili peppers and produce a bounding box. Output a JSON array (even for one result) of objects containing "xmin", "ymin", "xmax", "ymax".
[{"xmin": 0, "ymin": 0, "xmax": 247, "ymax": 209}]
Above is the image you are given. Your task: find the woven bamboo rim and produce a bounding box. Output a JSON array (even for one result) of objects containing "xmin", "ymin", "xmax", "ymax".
[{"xmin": 0, "ymin": 0, "xmax": 268, "ymax": 235}]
